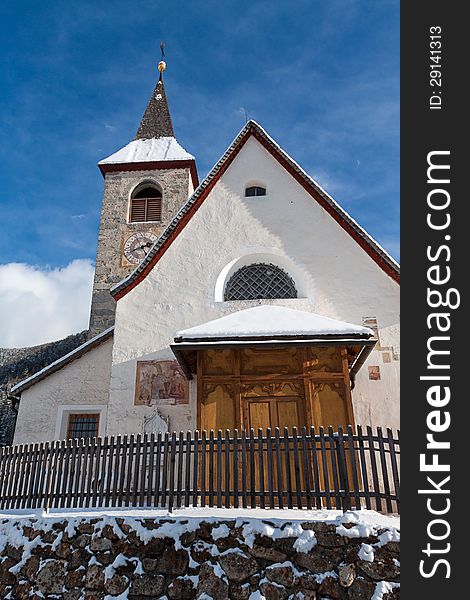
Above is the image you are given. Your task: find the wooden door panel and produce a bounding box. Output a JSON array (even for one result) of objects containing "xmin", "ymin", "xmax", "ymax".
[
  {"xmin": 240, "ymin": 348, "xmax": 301, "ymax": 376},
  {"xmin": 201, "ymin": 383, "xmax": 236, "ymax": 432},
  {"xmin": 316, "ymin": 382, "xmax": 349, "ymax": 430},
  {"xmin": 276, "ymin": 399, "xmax": 304, "ymax": 432},
  {"xmin": 248, "ymin": 401, "xmax": 271, "ymax": 431}
]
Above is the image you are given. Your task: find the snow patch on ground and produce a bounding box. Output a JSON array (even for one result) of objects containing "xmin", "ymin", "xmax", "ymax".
[
  {"xmin": 104, "ymin": 592, "xmax": 129, "ymax": 600},
  {"xmin": 372, "ymin": 581, "xmax": 400, "ymax": 600},
  {"xmin": 315, "ymin": 570, "xmax": 338, "ymax": 583},
  {"xmin": 266, "ymin": 561, "xmax": 304, "ymax": 578},
  {"xmin": 376, "ymin": 528, "xmax": 400, "ymax": 546},
  {"xmin": 248, "ymin": 591, "xmax": 265, "ymax": 600},
  {"xmin": 358, "ymin": 543, "xmax": 375, "ymax": 562},
  {"xmin": 293, "ymin": 529, "xmax": 317, "ymax": 553},
  {"xmin": 104, "ymin": 553, "xmax": 129, "ymax": 581},
  {"xmin": 211, "ymin": 523, "xmax": 230, "ymax": 540}
]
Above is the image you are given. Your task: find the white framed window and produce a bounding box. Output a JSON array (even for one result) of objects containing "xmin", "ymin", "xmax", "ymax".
[{"xmin": 55, "ymin": 405, "xmax": 107, "ymax": 440}]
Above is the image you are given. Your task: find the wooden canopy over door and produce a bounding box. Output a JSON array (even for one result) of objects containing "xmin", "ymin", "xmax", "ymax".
[{"xmin": 197, "ymin": 345, "xmax": 357, "ymax": 433}]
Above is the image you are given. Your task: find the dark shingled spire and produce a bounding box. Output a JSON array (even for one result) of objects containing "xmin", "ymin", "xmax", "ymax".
[{"xmin": 134, "ymin": 74, "xmax": 175, "ymax": 140}]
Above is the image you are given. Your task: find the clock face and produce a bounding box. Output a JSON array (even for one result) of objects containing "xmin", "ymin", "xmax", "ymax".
[{"xmin": 123, "ymin": 232, "xmax": 158, "ymax": 265}]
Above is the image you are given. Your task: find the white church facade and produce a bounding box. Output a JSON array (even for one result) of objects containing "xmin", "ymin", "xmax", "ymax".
[{"xmin": 11, "ymin": 61, "xmax": 400, "ymax": 445}]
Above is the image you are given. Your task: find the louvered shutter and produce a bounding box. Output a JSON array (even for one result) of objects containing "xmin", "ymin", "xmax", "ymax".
[
  {"xmin": 130, "ymin": 198, "xmax": 147, "ymax": 222},
  {"xmin": 146, "ymin": 197, "xmax": 162, "ymax": 221}
]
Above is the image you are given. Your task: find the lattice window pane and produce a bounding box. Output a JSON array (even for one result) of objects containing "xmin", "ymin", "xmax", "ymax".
[
  {"xmin": 224, "ymin": 263, "xmax": 297, "ymax": 301},
  {"xmin": 67, "ymin": 414, "xmax": 100, "ymax": 440}
]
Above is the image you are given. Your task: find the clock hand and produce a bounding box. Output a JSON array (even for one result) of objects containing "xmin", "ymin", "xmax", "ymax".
[{"xmin": 134, "ymin": 242, "xmax": 150, "ymax": 251}]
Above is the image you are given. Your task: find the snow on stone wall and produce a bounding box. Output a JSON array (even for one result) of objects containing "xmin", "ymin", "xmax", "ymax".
[{"xmin": 0, "ymin": 509, "xmax": 400, "ymax": 599}]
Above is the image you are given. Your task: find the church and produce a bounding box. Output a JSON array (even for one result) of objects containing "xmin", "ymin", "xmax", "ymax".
[{"xmin": 11, "ymin": 59, "xmax": 400, "ymax": 445}]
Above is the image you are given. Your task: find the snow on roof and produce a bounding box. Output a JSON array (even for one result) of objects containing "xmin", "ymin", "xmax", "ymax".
[
  {"xmin": 99, "ymin": 136, "xmax": 194, "ymax": 165},
  {"xmin": 175, "ymin": 306, "xmax": 373, "ymax": 342},
  {"xmin": 11, "ymin": 327, "xmax": 114, "ymax": 395}
]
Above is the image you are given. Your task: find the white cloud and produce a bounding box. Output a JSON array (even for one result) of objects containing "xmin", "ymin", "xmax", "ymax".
[{"xmin": 0, "ymin": 259, "xmax": 94, "ymax": 348}]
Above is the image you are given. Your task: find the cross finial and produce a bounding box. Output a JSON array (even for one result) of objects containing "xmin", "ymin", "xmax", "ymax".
[{"xmin": 157, "ymin": 42, "xmax": 167, "ymax": 81}]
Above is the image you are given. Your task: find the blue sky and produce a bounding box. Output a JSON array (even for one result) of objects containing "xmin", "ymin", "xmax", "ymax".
[{"xmin": 0, "ymin": 0, "xmax": 399, "ymax": 346}]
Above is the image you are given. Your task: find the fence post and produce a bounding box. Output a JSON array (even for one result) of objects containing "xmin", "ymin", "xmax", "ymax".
[
  {"xmin": 44, "ymin": 441, "xmax": 56, "ymax": 513},
  {"xmin": 336, "ymin": 427, "xmax": 351, "ymax": 512}
]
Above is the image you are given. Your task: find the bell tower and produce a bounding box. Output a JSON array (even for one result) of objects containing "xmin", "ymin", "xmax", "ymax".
[{"xmin": 89, "ymin": 54, "xmax": 198, "ymax": 337}]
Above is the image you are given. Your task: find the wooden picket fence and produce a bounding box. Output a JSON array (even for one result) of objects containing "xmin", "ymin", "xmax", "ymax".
[{"xmin": 0, "ymin": 426, "xmax": 400, "ymax": 514}]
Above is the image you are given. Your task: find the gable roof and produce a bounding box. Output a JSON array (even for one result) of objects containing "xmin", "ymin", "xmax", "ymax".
[
  {"xmin": 10, "ymin": 327, "xmax": 114, "ymax": 395},
  {"xmin": 111, "ymin": 120, "xmax": 400, "ymax": 300}
]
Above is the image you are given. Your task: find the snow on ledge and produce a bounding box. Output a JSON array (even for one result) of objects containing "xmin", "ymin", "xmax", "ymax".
[
  {"xmin": 0, "ymin": 507, "xmax": 399, "ymax": 531},
  {"xmin": 99, "ymin": 136, "xmax": 194, "ymax": 165}
]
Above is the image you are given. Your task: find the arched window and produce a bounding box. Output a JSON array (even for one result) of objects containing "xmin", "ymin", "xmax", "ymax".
[
  {"xmin": 224, "ymin": 263, "xmax": 298, "ymax": 301},
  {"xmin": 130, "ymin": 185, "xmax": 162, "ymax": 222},
  {"xmin": 245, "ymin": 185, "xmax": 266, "ymax": 197}
]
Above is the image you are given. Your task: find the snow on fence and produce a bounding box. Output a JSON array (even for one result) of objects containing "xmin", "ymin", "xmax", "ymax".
[{"xmin": 0, "ymin": 426, "xmax": 400, "ymax": 514}]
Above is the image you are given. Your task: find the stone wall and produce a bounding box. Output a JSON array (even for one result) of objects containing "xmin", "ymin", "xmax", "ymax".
[{"xmin": 0, "ymin": 512, "xmax": 400, "ymax": 599}]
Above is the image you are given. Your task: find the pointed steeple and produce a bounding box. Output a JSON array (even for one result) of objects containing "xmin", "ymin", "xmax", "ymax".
[
  {"xmin": 134, "ymin": 78, "xmax": 174, "ymax": 140},
  {"xmin": 99, "ymin": 46, "xmax": 197, "ymax": 182},
  {"xmin": 134, "ymin": 47, "xmax": 174, "ymax": 140}
]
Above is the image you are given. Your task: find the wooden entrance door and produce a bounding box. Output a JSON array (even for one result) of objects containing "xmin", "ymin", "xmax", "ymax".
[
  {"xmin": 242, "ymin": 381, "xmax": 307, "ymax": 496},
  {"xmin": 242, "ymin": 381, "xmax": 307, "ymax": 433}
]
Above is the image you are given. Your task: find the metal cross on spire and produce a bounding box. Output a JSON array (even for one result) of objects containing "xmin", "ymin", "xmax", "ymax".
[
  {"xmin": 157, "ymin": 42, "xmax": 167, "ymax": 81},
  {"xmin": 133, "ymin": 42, "xmax": 174, "ymax": 139}
]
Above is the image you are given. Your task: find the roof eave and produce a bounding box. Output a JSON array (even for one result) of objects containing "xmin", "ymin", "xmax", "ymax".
[
  {"xmin": 174, "ymin": 333, "xmax": 374, "ymax": 344},
  {"xmin": 98, "ymin": 158, "xmax": 199, "ymax": 189}
]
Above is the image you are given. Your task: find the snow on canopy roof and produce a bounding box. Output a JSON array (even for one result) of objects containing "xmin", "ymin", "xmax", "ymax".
[
  {"xmin": 175, "ymin": 306, "xmax": 373, "ymax": 342},
  {"xmin": 99, "ymin": 136, "xmax": 194, "ymax": 165}
]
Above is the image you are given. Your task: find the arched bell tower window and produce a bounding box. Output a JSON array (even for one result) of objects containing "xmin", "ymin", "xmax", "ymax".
[
  {"xmin": 130, "ymin": 185, "xmax": 162, "ymax": 222},
  {"xmin": 224, "ymin": 263, "xmax": 298, "ymax": 301}
]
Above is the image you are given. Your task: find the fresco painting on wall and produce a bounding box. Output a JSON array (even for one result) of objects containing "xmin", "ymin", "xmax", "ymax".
[{"xmin": 135, "ymin": 360, "xmax": 188, "ymax": 406}]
